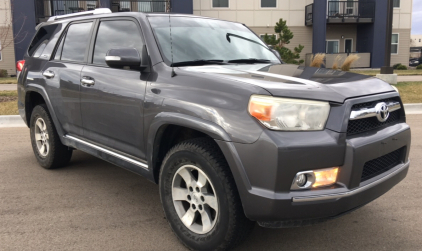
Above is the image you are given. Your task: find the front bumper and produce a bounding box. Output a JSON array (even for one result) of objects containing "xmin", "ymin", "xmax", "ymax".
[{"xmin": 221, "ymin": 121, "xmax": 411, "ymax": 225}]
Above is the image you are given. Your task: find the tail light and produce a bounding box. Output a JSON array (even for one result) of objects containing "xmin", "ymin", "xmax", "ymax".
[{"xmin": 17, "ymin": 60, "xmax": 25, "ymax": 72}]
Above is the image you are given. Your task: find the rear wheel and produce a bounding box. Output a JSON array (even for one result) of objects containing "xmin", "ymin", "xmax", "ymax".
[
  {"xmin": 159, "ymin": 138, "xmax": 254, "ymax": 250},
  {"xmin": 30, "ymin": 104, "xmax": 72, "ymax": 169}
]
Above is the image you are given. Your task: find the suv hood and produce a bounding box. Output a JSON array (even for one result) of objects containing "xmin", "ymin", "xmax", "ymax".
[{"xmin": 179, "ymin": 64, "xmax": 395, "ymax": 103}]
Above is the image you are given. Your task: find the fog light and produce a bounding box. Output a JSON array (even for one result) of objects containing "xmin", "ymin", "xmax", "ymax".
[
  {"xmin": 291, "ymin": 167, "xmax": 339, "ymax": 190},
  {"xmin": 313, "ymin": 167, "xmax": 338, "ymax": 187},
  {"xmin": 296, "ymin": 174, "xmax": 307, "ymax": 187}
]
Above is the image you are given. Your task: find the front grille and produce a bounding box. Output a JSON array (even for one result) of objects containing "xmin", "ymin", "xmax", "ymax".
[
  {"xmin": 361, "ymin": 147, "xmax": 404, "ymax": 182},
  {"xmin": 347, "ymin": 98, "xmax": 402, "ymax": 135}
]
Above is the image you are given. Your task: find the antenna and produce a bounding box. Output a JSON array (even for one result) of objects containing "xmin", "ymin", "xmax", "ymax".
[{"xmin": 168, "ymin": 14, "xmax": 176, "ymax": 77}]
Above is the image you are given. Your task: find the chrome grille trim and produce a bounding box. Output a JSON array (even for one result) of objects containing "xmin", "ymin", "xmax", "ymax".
[{"xmin": 349, "ymin": 101, "xmax": 401, "ymax": 121}]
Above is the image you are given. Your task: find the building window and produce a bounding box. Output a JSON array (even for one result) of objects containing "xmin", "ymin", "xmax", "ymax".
[
  {"xmin": 212, "ymin": 0, "xmax": 229, "ymax": 8},
  {"xmin": 419, "ymin": 39, "xmax": 421, "ymax": 42},
  {"xmin": 261, "ymin": 0, "xmax": 277, "ymax": 8},
  {"xmin": 391, "ymin": 34, "xmax": 399, "ymax": 54},
  {"xmin": 393, "ymin": 0, "xmax": 400, "ymax": 8},
  {"xmin": 260, "ymin": 34, "xmax": 277, "ymax": 40},
  {"xmin": 326, "ymin": 40, "xmax": 339, "ymax": 54}
]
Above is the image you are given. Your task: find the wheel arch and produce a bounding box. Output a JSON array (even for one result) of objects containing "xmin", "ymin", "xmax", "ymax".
[{"xmin": 24, "ymin": 85, "xmax": 65, "ymax": 140}]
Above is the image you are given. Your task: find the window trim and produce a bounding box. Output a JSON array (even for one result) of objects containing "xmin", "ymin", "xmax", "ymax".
[
  {"xmin": 326, "ymin": 39, "xmax": 340, "ymax": 54},
  {"xmin": 51, "ymin": 20, "xmax": 96, "ymax": 65},
  {"xmin": 88, "ymin": 17, "xmax": 146, "ymax": 70},
  {"xmin": 260, "ymin": 0, "xmax": 277, "ymax": 9},
  {"xmin": 211, "ymin": 0, "xmax": 230, "ymax": 8},
  {"xmin": 391, "ymin": 33, "xmax": 399, "ymax": 55}
]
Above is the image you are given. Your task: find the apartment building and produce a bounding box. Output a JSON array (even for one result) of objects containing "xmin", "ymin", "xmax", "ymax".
[
  {"xmin": 0, "ymin": 0, "xmax": 16, "ymax": 76},
  {"xmin": 193, "ymin": 0, "xmax": 413, "ymax": 68},
  {"xmin": 9, "ymin": 0, "xmax": 412, "ymax": 69},
  {"xmin": 410, "ymin": 34, "xmax": 422, "ymax": 58}
]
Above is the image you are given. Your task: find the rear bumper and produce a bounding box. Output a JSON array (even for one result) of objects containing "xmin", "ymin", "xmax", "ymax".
[{"xmin": 219, "ymin": 122, "xmax": 411, "ymax": 224}]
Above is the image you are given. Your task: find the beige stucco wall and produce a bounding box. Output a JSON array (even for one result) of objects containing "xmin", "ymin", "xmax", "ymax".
[
  {"xmin": 391, "ymin": 28, "xmax": 411, "ymax": 67},
  {"xmin": 0, "ymin": 0, "xmax": 16, "ymax": 76},
  {"xmin": 250, "ymin": 26, "xmax": 313, "ymax": 62},
  {"xmin": 393, "ymin": 0, "xmax": 413, "ymax": 30},
  {"xmin": 193, "ymin": 0, "xmax": 313, "ymax": 27}
]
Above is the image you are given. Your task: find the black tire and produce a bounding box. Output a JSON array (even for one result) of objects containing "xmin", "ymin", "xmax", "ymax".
[
  {"xmin": 30, "ymin": 104, "xmax": 72, "ymax": 169},
  {"xmin": 159, "ymin": 138, "xmax": 254, "ymax": 251}
]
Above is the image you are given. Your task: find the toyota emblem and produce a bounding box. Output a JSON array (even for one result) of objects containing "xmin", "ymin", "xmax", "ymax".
[{"xmin": 375, "ymin": 102, "xmax": 389, "ymax": 122}]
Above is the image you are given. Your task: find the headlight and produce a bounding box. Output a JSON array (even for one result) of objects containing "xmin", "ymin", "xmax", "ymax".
[{"xmin": 248, "ymin": 95, "xmax": 330, "ymax": 131}]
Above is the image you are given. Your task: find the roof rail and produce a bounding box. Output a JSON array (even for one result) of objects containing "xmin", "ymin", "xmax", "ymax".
[{"xmin": 47, "ymin": 8, "xmax": 112, "ymax": 22}]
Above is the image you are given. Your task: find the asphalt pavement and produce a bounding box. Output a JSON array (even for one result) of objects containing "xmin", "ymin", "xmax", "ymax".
[{"xmin": 0, "ymin": 115, "xmax": 421, "ymax": 250}]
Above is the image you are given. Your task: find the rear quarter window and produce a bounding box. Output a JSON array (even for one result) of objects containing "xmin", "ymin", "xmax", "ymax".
[{"xmin": 28, "ymin": 24, "xmax": 61, "ymax": 58}]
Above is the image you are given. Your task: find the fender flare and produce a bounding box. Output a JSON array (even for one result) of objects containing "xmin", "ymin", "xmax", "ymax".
[
  {"xmin": 146, "ymin": 112, "xmax": 252, "ymax": 197},
  {"xmin": 25, "ymin": 84, "xmax": 66, "ymax": 142}
]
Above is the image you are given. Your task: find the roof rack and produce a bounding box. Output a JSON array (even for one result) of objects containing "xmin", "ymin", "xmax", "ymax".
[{"xmin": 47, "ymin": 8, "xmax": 112, "ymax": 22}]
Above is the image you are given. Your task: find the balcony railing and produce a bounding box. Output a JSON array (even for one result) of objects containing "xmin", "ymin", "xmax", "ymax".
[
  {"xmin": 34, "ymin": 0, "xmax": 169, "ymax": 23},
  {"xmin": 111, "ymin": 1, "xmax": 168, "ymax": 13},
  {"xmin": 35, "ymin": 0, "xmax": 100, "ymax": 22},
  {"xmin": 305, "ymin": 1, "xmax": 375, "ymax": 26},
  {"xmin": 305, "ymin": 52, "xmax": 371, "ymax": 68},
  {"xmin": 327, "ymin": 1, "xmax": 375, "ymax": 20}
]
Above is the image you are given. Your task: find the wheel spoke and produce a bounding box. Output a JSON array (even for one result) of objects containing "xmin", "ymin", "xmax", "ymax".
[
  {"xmin": 39, "ymin": 144, "xmax": 45, "ymax": 154},
  {"xmin": 200, "ymin": 209, "xmax": 213, "ymax": 233},
  {"xmin": 181, "ymin": 208, "xmax": 196, "ymax": 227},
  {"xmin": 36, "ymin": 120, "xmax": 43, "ymax": 131},
  {"xmin": 197, "ymin": 171, "xmax": 208, "ymax": 188},
  {"xmin": 178, "ymin": 168, "xmax": 196, "ymax": 186},
  {"xmin": 35, "ymin": 133, "xmax": 42, "ymax": 141},
  {"xmin": 42, "ymin": 120, "xmax": 46, "ymax": 131},
  {"xmin": 45, "ymin": 133, "xmax": 49, "ymax": 140},
  {"xmin": 204, "ymin": 194, "xmax": 218, "ymax": 211},
  {"xmin": 172, "ymin": 187, "xmax": 189, "ymax": 201},
  {"xmin": 45, "ymin": 142, "xmax": 49, "ymax": 154}
]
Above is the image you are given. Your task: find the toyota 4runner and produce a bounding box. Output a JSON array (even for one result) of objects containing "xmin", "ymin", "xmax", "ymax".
[{"xmin": 17, "ymin": 9, "xmax": 411, "ymax": 251}]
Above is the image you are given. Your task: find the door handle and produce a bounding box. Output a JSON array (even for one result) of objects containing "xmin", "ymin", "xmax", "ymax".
[
  {"xmin": 81, "ymin": 77, "xmax": 95, "ymax": 87},
  {"xmin": 43, "ymin": 71, "xmax": 55, "ymax": 79}
]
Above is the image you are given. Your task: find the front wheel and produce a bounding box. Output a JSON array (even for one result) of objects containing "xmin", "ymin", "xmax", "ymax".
[{"xmin": 159, "ymin": 138, "xmax": 254, "ymax": 250}]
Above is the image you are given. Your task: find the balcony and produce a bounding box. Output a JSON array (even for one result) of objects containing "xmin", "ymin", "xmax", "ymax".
[
  {"xmin": 34, "ymin": 0, "xmax": 169, "ymax": 24},
  {"xmin": 35, "ymin": 0, "xmax": 100, "ymax": 23},
  {"xmin": 305, "ymin": 1, "xmax": 375, "ymax": 26},
  {"xmin": 111, "ymin": 0, "xmax": 168, "ymax": 13}
]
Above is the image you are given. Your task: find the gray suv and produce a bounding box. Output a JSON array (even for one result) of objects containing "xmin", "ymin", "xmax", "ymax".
[{"xmin": 17, "ymin": 9, "xmax": 411, "ymax": 250}]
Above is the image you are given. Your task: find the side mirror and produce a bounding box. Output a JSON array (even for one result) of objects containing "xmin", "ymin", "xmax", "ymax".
[
  {"xmin": 105, "ymin": 47, "xmax": 150, "ymax": 72},
  {"xmin": 106, "ymin": 48, "xmax": 141, "ymax": 69}
]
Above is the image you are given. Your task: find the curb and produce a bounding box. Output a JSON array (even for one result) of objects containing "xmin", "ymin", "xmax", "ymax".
[
  {"xmin": 0, "ymin": 115, "xmax": 26, "ymax": 128},
  {"xmin": 0, "ymin": 105, "xmax": 422, "ymax": 128},
  {"xmin": 403, "ymin": 103, "xmax": 422, "ymax": 114}
]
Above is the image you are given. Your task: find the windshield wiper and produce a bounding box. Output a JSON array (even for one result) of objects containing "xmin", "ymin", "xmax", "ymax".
[
  {"xmin": 171, "ymin": 59, "xmax": 226, "ymax": 67},
  {"xmin": 226, "ymin": 33, "xmax": 269, "ymax": 50},
  {"xmin": 227, "ymin": 58, "xmax": 272, "ymax": 64}
]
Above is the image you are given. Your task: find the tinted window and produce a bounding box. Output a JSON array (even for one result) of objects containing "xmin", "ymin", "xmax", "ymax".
[
  {"xmin": 61, "ymin": 22, "xmax": 93, "ymax": 62},
  {"xmin": 212, "ymin": 0, "xmax": 228, "ymax": 7},
  {"xmin": 393, "ymin": 0, "xmax": 400, "ymax": 8},
  {"xmin": 54, "ymin": 35, "xmax": 65, "ymax": 60},
  {"xmin": 93, "ymin": 20, "xmax": 144, "ymax": 66},
  {"xmin": 261, "ymin": 0, "xmax": 276, "ymax": 8},
  {"xmin": 28, "ymin": 24, "xmax": 59, "ymax": 57}
]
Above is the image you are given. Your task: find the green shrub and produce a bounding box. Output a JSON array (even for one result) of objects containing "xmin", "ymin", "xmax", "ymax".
[
  {"xmin": 416, "ymin": 64, "xmax": 422, "ymax": 70},
  {"xmin": 396, "ymin": 65, "xmax": 408, "ymax": 70},
  {"xmin": 0, "ymin": 69, "xmax": 8, "ymax": 78},
  {"xmin": 393, "ymin": 63, "xmax": 402, "ymax": 69}
]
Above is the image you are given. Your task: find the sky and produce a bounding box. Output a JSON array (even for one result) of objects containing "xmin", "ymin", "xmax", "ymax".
[{"xmin": 412, "ymin": 0, "xmax": 422, "ymax": 34}]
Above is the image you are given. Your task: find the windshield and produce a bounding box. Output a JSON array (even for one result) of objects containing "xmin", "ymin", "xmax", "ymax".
[{"xmin": 148, "ymin": 16, "xmax": 281, "ymax": 66}]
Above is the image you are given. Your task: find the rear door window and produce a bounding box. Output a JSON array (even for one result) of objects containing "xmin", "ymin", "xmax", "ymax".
[
  {"xmin": 92, "ymin": 20, "xmax": 144, "ymax": 66},
  {"xmin": 59, "ymin": 22, "xmax": 93, "ymax": 62}
]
